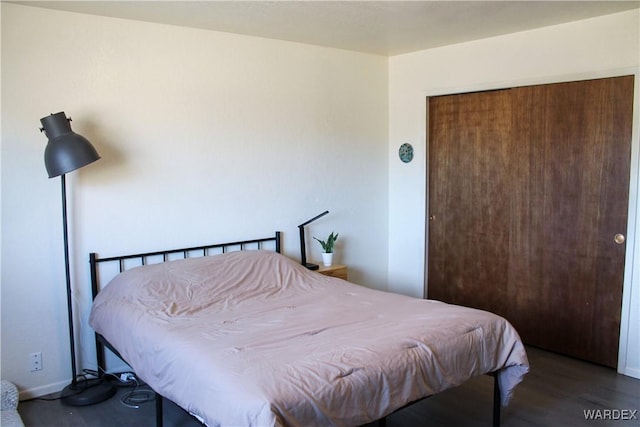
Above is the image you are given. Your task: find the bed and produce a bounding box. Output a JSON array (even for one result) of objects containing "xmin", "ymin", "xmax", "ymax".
[{"xmin": 88, "ymin": 232, "xmax": 529, "ymax": 427}]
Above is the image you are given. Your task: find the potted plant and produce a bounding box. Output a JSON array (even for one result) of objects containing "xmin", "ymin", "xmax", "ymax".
[{"xmin": 314, "ymin": 232, "xmax": 339, "ymax": 266}]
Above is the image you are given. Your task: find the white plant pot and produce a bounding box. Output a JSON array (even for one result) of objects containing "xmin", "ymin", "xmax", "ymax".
[{"xmin": 322, "ymin": 252, "xmax": 333, "ymax": 267}]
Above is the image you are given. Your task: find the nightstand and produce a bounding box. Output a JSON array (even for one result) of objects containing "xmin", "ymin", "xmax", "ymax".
[{"xmin": 317, "ymin": 264, "xmax": 348, "ymax": 280}]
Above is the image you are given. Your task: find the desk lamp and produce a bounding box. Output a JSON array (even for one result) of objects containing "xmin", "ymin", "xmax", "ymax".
[{"xmin": 298, "ymin": 210, "xmax": 329, "ymax": 270}]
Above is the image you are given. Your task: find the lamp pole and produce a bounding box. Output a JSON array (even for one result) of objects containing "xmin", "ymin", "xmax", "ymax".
[{"xmin": 60, "ymin": 174, "xmax": 78, "ymax": 387}]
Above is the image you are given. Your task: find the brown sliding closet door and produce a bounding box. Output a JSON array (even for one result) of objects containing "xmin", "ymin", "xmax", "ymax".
[{"xmin": 427, "ymin": 76, "xmax": 634, "ymax": 368}]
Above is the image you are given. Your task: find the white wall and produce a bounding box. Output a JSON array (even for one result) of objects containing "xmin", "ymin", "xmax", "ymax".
[
  {"xmin": 1, "ymin": 3, "xmax": 388, "ymax": 397},
  {"xmin": 388, "ymin": 10, "xmax": 640, "ymax": 377}
]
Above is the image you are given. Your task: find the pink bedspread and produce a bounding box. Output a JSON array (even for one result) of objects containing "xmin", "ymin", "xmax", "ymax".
[{"xmin": 89, "ymin": 250, "xmax": 528, "ymax": 427}]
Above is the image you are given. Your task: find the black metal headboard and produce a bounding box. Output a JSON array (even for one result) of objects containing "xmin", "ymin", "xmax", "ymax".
[
  {"xmin": 89, "ymin": 231, "xmax": 281, "ymax": 376},
  {"xmin": 90, "ymin": 231, "xmax": 281, "ymax": 299}
]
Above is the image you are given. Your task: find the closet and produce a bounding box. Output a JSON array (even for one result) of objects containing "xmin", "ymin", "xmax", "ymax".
[{"xmin": 427, "ymin": 76, "xmax": 634, "ymax": 367}]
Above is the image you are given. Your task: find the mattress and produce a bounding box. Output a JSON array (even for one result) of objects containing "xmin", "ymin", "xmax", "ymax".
[{"xmin": 89, "ymin": 250, "xmax": 529, "ymax": 427}]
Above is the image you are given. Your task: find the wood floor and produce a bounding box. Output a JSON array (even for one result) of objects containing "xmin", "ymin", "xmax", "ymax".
[{"xmin": 18, "ymin": 347, "xmax": 639, "ymax": 426}]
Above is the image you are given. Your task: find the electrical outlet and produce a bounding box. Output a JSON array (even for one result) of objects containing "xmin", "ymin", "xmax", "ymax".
[{"xmin": 29, "ymin": 352, "xmax": 42, "ymax": 372}]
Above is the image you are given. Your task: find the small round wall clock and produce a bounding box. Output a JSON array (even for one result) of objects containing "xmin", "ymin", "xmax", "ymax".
[{"xmin": 399, "ymin": 143, "xmax": 414, "ymax": 163}]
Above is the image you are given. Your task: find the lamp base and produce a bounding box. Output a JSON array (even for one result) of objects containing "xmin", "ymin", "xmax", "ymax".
[
  {"xmin": 305, "ymin": 263, "xmax": 319, "ymax": 270},
  {"xmin": 60, "ymin": 378, "xmax": 116, "ymax": 406}
]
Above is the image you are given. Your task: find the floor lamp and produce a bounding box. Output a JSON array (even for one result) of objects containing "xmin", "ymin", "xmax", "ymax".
[{"xmin": 41, "ymin": 112, "xmax": 116, "ymax": 406}]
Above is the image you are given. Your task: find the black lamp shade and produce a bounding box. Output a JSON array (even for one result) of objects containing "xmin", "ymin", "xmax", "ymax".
[{"xmin": 41, "ymin": 112, "xmax": 100, "ymax": 178}]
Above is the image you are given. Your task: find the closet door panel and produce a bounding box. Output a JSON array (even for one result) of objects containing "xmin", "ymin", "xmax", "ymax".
[
  {"xmin": 509, "ymin": 77, "xmax": 633, "ymax": 367},
  {"xmin": 428, "ymin": 90, "xmax": 512, "ymax": 318}
]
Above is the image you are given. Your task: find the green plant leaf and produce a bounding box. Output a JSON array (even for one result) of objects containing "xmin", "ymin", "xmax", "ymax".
[{"xmin": 314, "ymin": 232, "xmax": 338, "ymax": 253}]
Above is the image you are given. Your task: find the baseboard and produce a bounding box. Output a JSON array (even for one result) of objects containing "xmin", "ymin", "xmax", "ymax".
[
  {"xmin": 620, "ymin": 366, "xmax": 640, "ymax": 379},
  {"xmin": 18, "ymin": 379, "xmax": 68, "ymax": 401},
  {"xmin": 104, "ymin": 363, "xmax": 134, "ymax": 378},
  {"xmin": 17, "ymin": 362, "xmax": 131, "ymax": 400}
]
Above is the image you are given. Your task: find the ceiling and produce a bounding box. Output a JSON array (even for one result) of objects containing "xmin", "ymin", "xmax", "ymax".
[{"xmin": 10, "ymin": 1, "xmax": 640, "ymax": 56}]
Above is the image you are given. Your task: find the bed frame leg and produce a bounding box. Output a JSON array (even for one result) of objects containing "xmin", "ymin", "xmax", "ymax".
[
  {"xmin": 492, "ymin": 373, "xmax": 501, "ymax": 427},
  {"xmin": 155, "ymin": 393, "xmax": 164, "ymax": 427}
]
